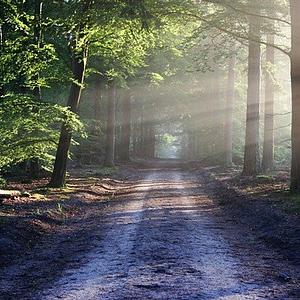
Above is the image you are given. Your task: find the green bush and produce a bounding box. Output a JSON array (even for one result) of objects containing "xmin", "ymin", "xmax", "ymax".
[
  {"xmin": 0, "ymin": 177, "xmax": 7, "ymax": 188},
  {"xmin": 0, "ymin": 94, "xmax": 86, "ymax": 172}
]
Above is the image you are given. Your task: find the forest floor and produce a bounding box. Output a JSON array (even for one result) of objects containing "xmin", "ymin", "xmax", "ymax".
[{"xmin": 0, "ymin": 161, "xmax": 300, "ymax": 299}]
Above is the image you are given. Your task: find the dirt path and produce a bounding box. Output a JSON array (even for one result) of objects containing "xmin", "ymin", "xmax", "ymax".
[{"xmin": 1, "ymin": 168, "xmax": 300, "ymax": 299}]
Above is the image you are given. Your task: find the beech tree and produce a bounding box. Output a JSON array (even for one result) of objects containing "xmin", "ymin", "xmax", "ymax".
[
  {"xmin": 49, "ymin": 0, "xmax": 92, "ymax": 187},
  {"xmin": 119, "ymin": 89, "xmax": 132, "ymax": 162},
  {"xmin": 224, "ymin": 50, "xmax": 236, "ymax": 167},
  {"xmin": 290, "ymin": 0, "xmax": 300, "ymax": 192},
  {"xmin": 242, "ymin": 15, "xmax": 262, "ymax": 176},
  {"xmin": 103, "ymin": 80, "xmax": 116, "ymax": 167},
  {"xmin": 49, "ymin": 0, "xmax": 170, "ymax": 186},
  {"xmin": 262, "ymin": 32, "xmax": 275, "ymax": 173}
]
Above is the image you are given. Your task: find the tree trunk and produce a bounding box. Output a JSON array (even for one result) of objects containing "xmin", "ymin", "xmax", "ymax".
[
  {"xmin": 140, "ymin": 109, "xmax": 146, "ymax": 158},
  {"xmin": 33, "ymin": 0, "xmax": 42, "ymax": 100},
  {"xmin": 49, "ymin": 49, "xmax": 87, "ymax": 187},
  {"xmin": 103, "ymin": 80, "xmax": 116, "ymax": 167},
  {"xmin": 242, "ymin": 16, "xmax": 261, "ymax": 176},
  {"xmin": 0, "ymin": 24, "xmax": 4, "ymax": 97},
  {"xmin": 148, "ymin": 123, "xmax": 155, "ymax": 159},
  {"xmin": 138, "ymin": 117, "xmax": 143, "ymax": 157},
  {"xmin": 290, "ymin": 0, "xmax": 300, "ymax": 192},
  {"xmin": 224, "ymin": 50, "xmax": 236, "ymax": 166},
  {"xmin": 29, "ymin": 0, "xmax": 43, "ymax": 178},
  {"xmin": 132, "ymin": 122, "xmax": 138, "ymax": 156},
  {"xmin": 93, "ymin": 76, "xmax": 103, "ymax": 134},
  {"xmin": 119, "ymin": 89, "xmax": 131, "ymax": 161},
  {"xmin": 262, "ymin": 33, "xmax": 275, "ymax": 173}
]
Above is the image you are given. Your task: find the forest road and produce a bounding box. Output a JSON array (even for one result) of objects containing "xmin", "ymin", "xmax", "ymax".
[{"xmin": 2, "ymin": 167, "xmax": 300, "ymax": 299}]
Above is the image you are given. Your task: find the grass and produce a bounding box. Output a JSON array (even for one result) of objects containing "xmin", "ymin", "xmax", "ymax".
[
  {"xmin": 256, "ymin": 174, "xmax": 275, "ymax": 182},
  {"xmin": 94, "ymin": 166, "xmax": 118, "ymax": 177},
  {"xmin": 33, "ymin": 202, "xmax": 67, "ymax": 219},
  {"xmin": 31, "ymin": 185, "xmax": 75, "ymax": 202}
]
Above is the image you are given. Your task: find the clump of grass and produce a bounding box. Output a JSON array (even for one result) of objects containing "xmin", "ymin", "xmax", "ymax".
[
  {"xmin": 95, "ymin": 166, "xmax": 118, "ymax": 177},
  {"xmin": 256, "ymin": 175, "xmax": 274, "ymax": 182},
  {"xmin": 57, "ymin": 203, "xmax": 64, "ymax": 214},
  {"xmin": 0, "ymin": 177, "xmax": 7, "ymax": 188}
]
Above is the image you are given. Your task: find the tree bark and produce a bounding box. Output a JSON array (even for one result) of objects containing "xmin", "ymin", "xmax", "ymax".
[
  {"xmin": 0, "ymin": 24, "xmax": 4, "ymax": 97},
  {"xmin": 49, "ymin": 49, "xmax": 87, "ymax": 187},
  {"xmin": 33, "ymin": 0, "xmax": 42, "ymax": 100},
  {"xmin": 132, "ymin": 122, "xmax": 138, "ymax": 156},
  {"xmin": 93, "ymin": 75, "xmax": 103, "ymax": 135},
  {"xmin": 224, "ymin": 50, "xmax": 236, "ymax": 166},
  {"xmin": 290, "ymin": 0, "xmax": 300, "ymax": 192},
  {"xmin": 242, "ymin": 16, "xmax": 261, "ymax": 176},
  {"xmin": 142, "ymin": 118, "xmax": 155, "ymax": 160},
  {"xmin": 148, "ymin": 122, "xmax": 155, "ymax": 159},
  {"xmin": 103, "ymin": 80, "xmax": 116, "ymax": 167},
  {"xmin": 119, "ymin": 89, "xmax": 131, "ymax": 161},
  {"xmin": 49, "ymin": 0, "xmax": 91, "ymax": 187},
  {"xmin": 94, "ymin": 79, "xmax": 102, "ymax": 123},
  {"xmin": 29, "ymin": 0, "xmax": 43, "ymax": 178},
  {"xmin": 140, "ymin": 108, "xmax": 146, "ymax": 157},
  {"xmin": 262, "ymin": 33, "xmax": 275, "ymax": 173}
]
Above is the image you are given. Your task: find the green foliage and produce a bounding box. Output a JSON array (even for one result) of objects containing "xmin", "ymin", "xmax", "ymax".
[
  {"xmin": 0, "ymin": 177, "xmax": 7, "ymax": 188},
  {"xmin": 0, "ymin": 94, "xmax": 85, "ymax": 170}
]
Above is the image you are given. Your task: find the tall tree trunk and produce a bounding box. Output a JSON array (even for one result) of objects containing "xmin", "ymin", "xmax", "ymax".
[
  {"xmin": 262, "ymin": 33, "xmax": 275, "ymax": 173},
  {"xmin": 93, "ymin": 76, "xmax": 103, "ymax": 135},
  {"xmin": 0, "ymin": 24, "xmax": 4, "ymax": 97},
  {"xmin": 242, "ymin": 16, "xmax": 261, "ymax": 176},
  {"xmin": 290, "ymin": 0, "xmax": 300, "ymax": 192},
  {"xmin": 224, "ymin": 50, "xmax": 236, "ymax": 166},
  {"xmin": 148, "ymin": 122, "xmax": 155, "ymax": 159},
  {"xmin": 49, "ymin": 49, "xmax": 87, "ymax": 187},
  {"xmin": 94, "ymin": 79, "xmax": 102, "ymax": 125},
  {"xmin": 103, "ymin": 80, "xmax": 116, "ymax": 167},
  {"xmin": 119, "ymin": 89, "xmax": 131, "ymax": 161},
  {"xmin": 28, "ymin": 0, "xmax": 44, "ymax": 178},
  {"xmin": 49, "ymin": 0, "xmax": 91, "ymax": 187},
  {"xmin": 132, "ymin": 122, "xmax": 138, "ymax": 156},
  {"xmin": 139, "ymin": 117, "xmax": 143, "ymax": 157},
  {"xmin": 141, "ymin": 108, "xmax": 147, "ymax": 158},
  {"xmin": 33, "ymin": 0, "xmax": 42, "ymax": 100}
]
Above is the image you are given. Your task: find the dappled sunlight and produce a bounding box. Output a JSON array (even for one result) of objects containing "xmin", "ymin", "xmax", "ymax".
[{"xmin": 1, "ymin": 1, "xmax": 300, "ymax": 299}]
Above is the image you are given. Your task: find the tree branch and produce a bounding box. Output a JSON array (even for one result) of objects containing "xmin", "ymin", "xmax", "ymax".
[{"xmin": 204, "ymin": 0, "xmax": 291, "ymax": 26}]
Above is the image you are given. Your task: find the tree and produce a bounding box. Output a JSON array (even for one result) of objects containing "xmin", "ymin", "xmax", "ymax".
[
  {"xmin": 119, "ymin": 88, "xmax": 131, "ymax": 161},
  {"xmin": 103, "ymin": 80, "xmax": 116, "ymax": 167},
  {"xmin": 242, "ymin": 15, "xmax": 262, "ymax": 176},
  {"xmin": 290, "ymin": 0, "xmax": 300, "ymax": 192},
  {"xmin": 49, "ymin": 1, "xmax": 91, "ymax": 187},
  {"xmin": 224, "ymin": 49, "xmax": 236, "ymax": 167},
  {"xmin": 262, "ymin": 32, "xmax": 275, "ymax": 173},
  {"xmin": 0, "ymin": 1, "xmax": 84, "ymax": 175}
]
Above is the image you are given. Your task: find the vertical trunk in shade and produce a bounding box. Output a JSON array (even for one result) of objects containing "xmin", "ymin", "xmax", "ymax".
[
  {"xmin": 49, "ymin": 0, "xmax": 92, "ymax": 187},
  {"xmin": 93, "ymin": 76, "xmax": 103, "ymax": 134},
  {"xmin": 224, "ymin": 50, "xmax": 236, "ymax": 167},
  {"xmin": 262, "ymin": 33, "xmax": 275, "ymax": 173},
  {"xmin": 103, "ymin": 80, "xmax": 116, "ymax": 167},
  {"xmin": 119, "ymin": 89, "xmax": 131, "ymax": 161},
  {"xmin": 49, "ymin": 49, "xmax": 87, "ymax": 187},
  {"xmin": 290, "ymin": 0, "xmax": 300, "ymax": 192},
  {"xmin": 242, "ymin": 15, "xmax": 261, "ymax": 176}
]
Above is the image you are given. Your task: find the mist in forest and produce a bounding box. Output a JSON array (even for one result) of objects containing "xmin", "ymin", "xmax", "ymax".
[
  {"xmin": 3, "ymin": 2, "xmax": 300, "ymax": 299},
  {"xmin": 0, "ymin": 0, "xmax": 299, "ymax": 188}
]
